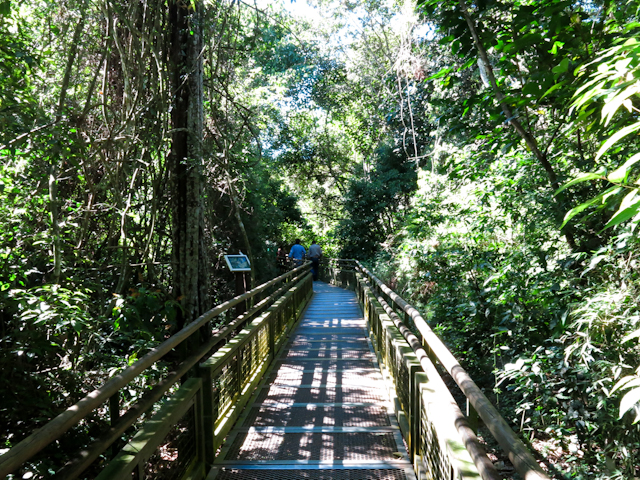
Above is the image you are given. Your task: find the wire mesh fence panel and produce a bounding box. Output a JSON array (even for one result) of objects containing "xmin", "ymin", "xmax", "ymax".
[
  {"xmin": 141, "ymin": 405, "xmax": 197, "ymax": 480},
  {"xmin": 396, "ymin": 351, "xmax": 411, "ymax": 416},
  {"xmin": 241, "ymin": 340, "xmax": 253, "ymax": 382},
  {"xmin": 420, "ymin": 400, "xmax": 453, "ymax": 480},
  {"xmin": 256, "ymin": 324, "xmax": 269, "ymax": 370},
  {"xmin": 215, "ymin": 356, "xmax": 239, "ymax": 417}
]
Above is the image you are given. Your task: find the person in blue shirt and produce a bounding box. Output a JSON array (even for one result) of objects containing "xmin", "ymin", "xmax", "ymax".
[{"xmin": 289, "ymin": 239, "xmax": 306, "ymax": 267}]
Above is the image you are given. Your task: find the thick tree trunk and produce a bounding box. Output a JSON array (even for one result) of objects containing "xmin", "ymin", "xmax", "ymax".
[{"xmin": 169, "ymin": 0, "xmax": 210, "ymax": 330}]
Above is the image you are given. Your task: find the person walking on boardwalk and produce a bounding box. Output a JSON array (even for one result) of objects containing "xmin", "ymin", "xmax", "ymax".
[
  {"xmin": 276, "ymin": 245, "xmax": 288, "ymax": 274},
  {"xmin": 309, "ymin": 239, "xmax": 322, "ymax": 281},
  {"xmin": 289, "ymin": 239, "xmax": 306, "ymax": 267}
]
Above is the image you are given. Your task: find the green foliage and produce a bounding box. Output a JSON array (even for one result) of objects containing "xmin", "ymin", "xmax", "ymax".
[
  {"xmin": 0, "ymin": 3, "xmax": 39, "ymax": 144},
  {"xmin": 496, "ymin": 254, "xmax": 640, "ymax": 478},
  {"xmin": 562, "ymin": 36, "xmax": 640, "ymax": 231},
  {"xmin": 110, "ymin": 287, "xmax": 178, "ymax": 347},
  {"xmin": 337, "ymin": 143, "xmax": 418, "ymax": 258},
  {"xmin": 368, "ymin": 161, "xmax": 640, "ymax": 476},
  {"xmin": 3, "ymin": 0, "xmax": 640, "ymax": 477}
]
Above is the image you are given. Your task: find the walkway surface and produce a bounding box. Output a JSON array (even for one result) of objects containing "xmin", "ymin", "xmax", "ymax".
[{"xmin": 210, "ymin": 281, "xmax": 416, "ymax": 480}]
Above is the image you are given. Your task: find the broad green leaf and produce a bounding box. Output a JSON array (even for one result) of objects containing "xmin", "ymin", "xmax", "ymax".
[
  {"xmin": 541, "ymin": 81, "xmax": 566, "ymax": 100},
  {"xmin": 572, "ymin": 80, "xmax": 608, "ymax": 111},
  {"xmin": 574, "ymin": 76, "xmax": 602, "ymax": 98},
  {"xmin": 619, "ymin": 386, "xmax": 640, "ymax": 419},
  {"xmin": 596, "ymin": 122, "xmax": 640, "ymax": 161},
  {"xmin": 562, "ymin": 198, "xmax": 600, "ymax": 228},
  {"xmin": 458, "ymin": 57, "xmax": 476, "ymax": 71},
  {"xmin": 607, "ymin": 153, "xmax": 640, "ymax": 183},
  {"xmin": 602, "ymin": 83, "xmax": 640, "ymax": 126},
  {"xmin": 561, "ymin": 186, "xmax": 620, "ymax": 228},
  {"xmin": 614, "ymin": 58, "xmax": 633, "ymax": 75},
  {"xmin": 552, "ymin": 58, "xmax": 569, "ymax": 75},
  {"xmin": 602, "ymin": 190, "xmax": 640, "ymax": 230},
  {"xmin": 555, "ymin": 170, "xmax": 605, "ymax": 195},
  {"xmin": 603, "ymin": 186, "xmax": 623, "ymax": 202},
  {"xmin": 427, "ymin": 67, "xmax": 452, "ymax": 81},
  {"xmin": 549, "ymin": 41, "xmax": 564, "ymax": 55}
]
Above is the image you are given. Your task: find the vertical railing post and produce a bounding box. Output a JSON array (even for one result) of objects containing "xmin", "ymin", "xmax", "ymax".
[
  {"xmin": 423, "ymin": 337, "xmax": 437, "ymax": 366},
  {"xmin": 109, "ymin": 392, "xmax": 120, "ymax": 459},
  {"xmin": 268, "ymin": 307, "xmax": 276, "ymax": 361},
  {"xmin": 466, "ymin": 398, "xmax": 479, "ymax": 434},
  {"xmin": 194, "ymin": 382, "xmax": 205, "ymax": 468},
  {"xmin": 198, "ymin": 365, "xmax": 215, "ymax": 468},
  {"xmin": 236, "ymin": 349, "xmax": 244, "ymax": 404},
  {"xmin": 375, "ymin": 305, "xmax": 385, "ymax": 355},
  {"xmin": 413, "ymin": 372, "xmax": 428, "ymax": 479},
  {"xmin": 109, "ymin": 393, "xmax": 120, "ymax": 426}
]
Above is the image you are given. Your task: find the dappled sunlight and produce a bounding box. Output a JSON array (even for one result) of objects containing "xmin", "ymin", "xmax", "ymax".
[{"xmin": 223, "ymin": 282, "xmax": 407, "ymax": 470}]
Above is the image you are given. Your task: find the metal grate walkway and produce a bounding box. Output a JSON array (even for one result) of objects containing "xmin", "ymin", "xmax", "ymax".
[{"xmin": 209, "ymin": 281, "xmax": 416, "ymax": 480}]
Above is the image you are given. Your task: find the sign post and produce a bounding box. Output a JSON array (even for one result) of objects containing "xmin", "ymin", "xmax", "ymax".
[{"xmin": 224, "ymin": 254, "xmax": 252, "ymax": 316}]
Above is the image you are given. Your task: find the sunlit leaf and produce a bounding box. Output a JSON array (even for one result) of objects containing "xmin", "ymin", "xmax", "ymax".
[
  {"xmin": 427, "ymin": 67, "xmax": 452, "ymax": 81},
  {"xmin": 607, "ymin": 153, "xmax": 640, "ymax": 183},
  {"xmin": 549, "ymin": 41, "xmax": 564, "ymax": 55},
  {"xmin": 622, "ymin": 329, "xmax": 640, "ymax": 343},
  {"xmin": 612, "ymin": 375, "xmax": 640, "ymax": 394},
  {"xmin": 602, "ymin": 190, "xmax": 640, "ymax": 230},
  {"xmin": 596, "ymin": 122, "xmax": 640, "ymax": 161},
  {"xmin": 555, "ymin": 170, "xmax": 605, "ymax": 195},
  {"xmin": 602, "ymin": 84, "xmax": 640, "ymax": 126},
  {"xmin": 561, "ymin": 187, "xmax": 619, "ymax": 228},
  {"xmin": 619, "ymin": 386, "xmax": 640, "ymax": 419}
]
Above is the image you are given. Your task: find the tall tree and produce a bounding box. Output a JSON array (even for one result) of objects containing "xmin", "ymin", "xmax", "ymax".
[{"xmin": 169, "ymin": 0, "xmax": 210, "ymax": 329}]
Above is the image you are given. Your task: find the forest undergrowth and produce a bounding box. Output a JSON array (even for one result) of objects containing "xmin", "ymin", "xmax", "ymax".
[{"xmin": 364, "ymin": 170, "xmax": 640, "ymax": 479}]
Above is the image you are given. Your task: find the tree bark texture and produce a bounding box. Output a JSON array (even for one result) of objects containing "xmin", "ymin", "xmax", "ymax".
[{"xmin": 169, "ymin": 0, "xmax": 210, "ymax": 329}]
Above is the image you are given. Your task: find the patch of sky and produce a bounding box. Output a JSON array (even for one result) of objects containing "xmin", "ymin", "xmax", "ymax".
[
  {"xmin": 255, "ymin": 0, "xmax": 405, "ymax": 57},
  {"xmin": 413, "ymin": 22, "xmax": 436, "ymax": 42}
]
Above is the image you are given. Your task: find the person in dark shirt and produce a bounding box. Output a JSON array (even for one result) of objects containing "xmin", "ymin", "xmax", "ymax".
[
  {"xmin": 276, "ymin": 245, "xmax": 288, "ymax": 273},
  {"xmin": 308, "ymin": 239, "xmax": 322, "ymax": 281}
]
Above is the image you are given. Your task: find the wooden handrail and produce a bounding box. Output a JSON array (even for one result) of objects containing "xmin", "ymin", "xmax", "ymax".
[
  {"xmin": 0, "ymin": 264, "xmax": 311, "ymax": 477},
  {"xmin": 358, "ymin": 274, "xmax": 501, "ymax": 480},
  {"xmin": 57, "ymin": 269, "xmax": 309, "ymax": 479},
  {"xmin": 354, "ymin": 261, "xmax": 550, "ymax": 480}
]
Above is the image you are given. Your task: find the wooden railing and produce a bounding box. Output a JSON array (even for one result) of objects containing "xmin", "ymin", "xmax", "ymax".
[
  {"xmin": 320, "ymin": 259, "xmax": 550, "ymax": 480},
  {"xmin": 0, "ymin": 264, "xmax": 313, "ymax": 479},
  {"xmin": 3, "ymin": 258, "xmax": 548, "ymax": 480}
]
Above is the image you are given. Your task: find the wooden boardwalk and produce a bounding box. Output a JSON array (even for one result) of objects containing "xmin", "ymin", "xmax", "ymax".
[{"xmin": 209, "ymin": 281, "xmax": 416, "ymax": 480}]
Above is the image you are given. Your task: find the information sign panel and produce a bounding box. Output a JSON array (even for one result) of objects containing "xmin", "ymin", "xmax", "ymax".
[{"xmin": 224, "ymin": 254, "xmax": 251, "ymax": 272}]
